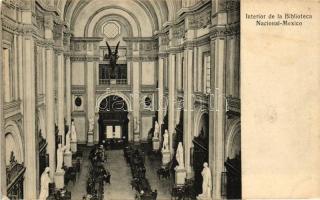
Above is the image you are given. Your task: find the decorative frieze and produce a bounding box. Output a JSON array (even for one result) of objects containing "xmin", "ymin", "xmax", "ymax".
[
  {"xmin": 71, "ymin": 85, "xmax": 86, "ymax": 94},
  {"xmin": 158, "ymin": 52, "xmax": 169, "ymax": 58},
  {"xmin": 70, "ymin": 55, "xmax": 100, "ymax": 62},
  {"xmin": 70, "ymin": 37, "xmax": 103, "ymax": 55},
  {"xmin": 159, "ymin": 32, "xmax": 169, "ymax": 46},
  {"xmin": 210, "ymin": 23, "xmax": 240, "ymax": 38},
  {"xmin": 127, "ymin": 55, "xmax": 158, "ymax": 62},
  {"xmin": 184, "ymin": 5, "xmax": 211, "ymax": 30},
  {"xmin": 194, "ymin": 93, "xmax": 210, "ymax": 106},
  {"xmin": 226, "ymin": 96, "xmax": 240, "ymax": 114},
  {"xmin": 198, "ymin": 9, "xmax": 211, "ymax": 29},
  {"xmin": 2, "ymin": 16, "xmax": 19, "ymax": 34},
  {"xmin": 1, "ymin": 0, "xmax": 17, "ymax": 19},
  {"xmin": 172, "ymin": 23, "xmax": 185, "ymax": 39}
]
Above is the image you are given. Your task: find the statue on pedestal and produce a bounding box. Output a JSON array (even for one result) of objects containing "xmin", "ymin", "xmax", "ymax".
[
  {"xmin": 56, "ymin": 143, "xmax": 66, "ymax": 172},
  {"xmin": 162, "ymin": 130, "xmax": 169, "ymax": 151},
  {"xmin": 89, "ymin": 117, "xmax": 94, "ymax": 132},
  {"xmin": 71, "ymin": 120, "xmax": 77, "ymax": 142},
  {"xmin": 175, "ymin": 142, "xmax": 185, "ymax": 170},
  {"xmin": 197, "ymin": 162, "xmax": 212, "ymax": 199},
  {"xmin": 153, "ymin": 121, "xmax": 159, "ymax": 138},
  {"xmin": 39, "ymin": 167, "xmax": 51, "ymax": 200},
  {"xmin": 65, "ymin": 129, "xmax": 71, "ymax": 153},
  {"xmin": 134, "ymin": 117, "xmax": 139, "ymax": 133}
]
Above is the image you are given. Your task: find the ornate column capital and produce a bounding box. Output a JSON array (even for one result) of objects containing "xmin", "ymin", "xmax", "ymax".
[{"xmin": 44, "ymin": 15, "xmax": 54, "ymax": 31}]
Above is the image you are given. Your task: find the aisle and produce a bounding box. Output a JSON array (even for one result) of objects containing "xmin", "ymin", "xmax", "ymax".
[
  {"xmin": 67, "ymin": 150, "xmax": 90, "ymax": 200},
  {"xmin": 144, "ymin": 154, "xmax": 173, "ymax": 200},
  {"xmin": 68, "ymin": 149, "xmax": 135, "ymax": 200},
  {"xmin": 68, "ymin": 148, "xmax": 173, "ymax": 200},
  {"xmin": 104, "ymin": 150, "xmax": 136, "ymax": 200}
]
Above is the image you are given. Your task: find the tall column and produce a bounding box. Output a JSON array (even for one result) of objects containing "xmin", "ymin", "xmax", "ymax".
[
  {"xmin": 227, "ymin": 36, "xmax": 236, "ymax": 97},
  {"xmin": 132, "ymin": 60, "xmax": 140, "ymax": 142},
  {"xmin": 13, "ymin": 35, "xmax": 19, "ymax": 100},
  {"xmin": 158, "ymin": 57, "xmax": 164, "ymax": 135},
  {"xmin": 183, "ymin": 47, "xmax": 194, "ymax": 176},
  {"xmin": 18, "ymin": 34, "xmax": 23, "ymax": 100},
  {"xmin": 65, "ymin": 56, "xmax": 71, "ymax": 126},
  {"xmin": 86, "ymin": 59, "xmax": 96, "ymax": 145},
  {"xmin": 23, "ymin": 31, "xmax": 38, "ymax": 200},
  {"xmin": 44, "ymin": 15, "xmax": 56, "ymax": 179},
  {"xmin": 57, "ymin": 52, "xmax": 65, "ymax": 144},
  {"xmin": 211, "ymin": 37, "xmax": 226, "ymax": 200},
  {"xmin": 0, "ymin": 7, "xmax": 7, "ymax": 196},
  {"xmin": 168, "ymin": 53, "xmax": 176, "ymax": 154}
]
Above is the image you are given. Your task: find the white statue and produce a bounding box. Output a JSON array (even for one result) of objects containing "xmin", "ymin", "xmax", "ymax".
[
  {"xmin": 39, "ymin": 167, "xmax": 51, "ymax": 200},
  {"xmin": 1, "ymin": 196, "xmax": 9, "ymax": 200},
  {"xmin": 197, "ymin": 162, "xmax": 212, "ymax": 199},
  {"xmin": 65, "ymin": 130, "xmax": 71, "ymax": 153},
  {"xmin": 175, "ymin": 142, "xmax": 185, "ymax": 170},
  {"xmin": 153, "ymin": 121, "xmax": 159, "ymax": 138},
  {"xmin": 89, "ymin": 117, "xmax": 94, "ymax": 132},
  {"xmin": 162, "ymin": 130, "xmax": 169, "ymax": 151},
  {"xmin": 134, "ymin": 117, "xmax": 139, "ymax": 132},
  {"xmin": 56, "ymin": 144, "xmax": 66, "ymax": 172},
  {"xmin": 71, "ymin": 120, "xmax": 77, "ymax": 142}
]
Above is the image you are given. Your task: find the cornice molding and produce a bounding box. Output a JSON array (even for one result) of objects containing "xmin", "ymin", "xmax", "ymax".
[
  {"xmin": 70, "ymin": 55, "xmax": 100, "ymax": 62},
  {"xmin": 209, "ymin": 23, "xmax": 240, "ymax": 39},
  {"xmin": 71, "ymin": 37, "xmax": 103, "ymax": 42},
  {"xmin": 226, "ymin": 96, "xmax": 240, "ymax": 114},
  {"xmin": 127, "ymin": 55, "xmax": 158, "ymax": 62}
]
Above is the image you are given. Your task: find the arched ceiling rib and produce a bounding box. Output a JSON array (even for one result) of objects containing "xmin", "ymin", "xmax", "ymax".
[
  {"xmin": 63, "ymin": 0, "xmax": 171, "ymax": 35},
  {"xmin": 84, "ymin": 7, "xmax": 140, "ymax": 37}
]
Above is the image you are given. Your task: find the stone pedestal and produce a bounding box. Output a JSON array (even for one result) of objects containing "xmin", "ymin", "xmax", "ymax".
[
  {"xmin": 133, "ymin": 132, "xmax": 140, "ymax": 143},
  {"xmin": 70, "ymin": 141, "xmax": 77, "ymax": 153},
  {"xmin": 54, "ymin": 170, "xmax": 65, "ymax": 189},
  {"xmin": 87, "ymin": 131, "xmax": 94, "ymax": 146},
  {"xmin": 175, "ymin": 168, "xmax": 187, "ymax": 185},
  {"xmin": 152, "ymin": 137, "xmax": 160, "ymax": 151},
  {"xmin": 161, "ymin": 150, "xmax": 171, "ymax": 166},
  {"xmin": 196, "ymin": 195, "xmax": 212, "ymax": 200},
  {"xmin": 64, "ymin": 151, "xmax": 72, "ymax": 167}
]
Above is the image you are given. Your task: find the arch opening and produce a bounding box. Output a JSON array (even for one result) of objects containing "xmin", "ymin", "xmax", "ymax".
[{"xmin": 98, "ymin": 95, "xmax": 129, "ymax": 148}]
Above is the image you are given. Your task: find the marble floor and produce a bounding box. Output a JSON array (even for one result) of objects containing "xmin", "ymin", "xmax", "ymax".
[{"xmin": 67, "ymin": 148, "xmax": 172, "ymax": 200}]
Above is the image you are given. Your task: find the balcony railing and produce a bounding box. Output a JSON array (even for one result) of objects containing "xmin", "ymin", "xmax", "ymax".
[{"xmin": 99, "ymin": 79, "xmax": 127, "ymax": 85}]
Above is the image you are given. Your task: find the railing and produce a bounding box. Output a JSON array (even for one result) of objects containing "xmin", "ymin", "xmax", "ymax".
[
  {"xmin": 99, "ymin": 79, "xmax": 127, "ymax": 85},
  {"xmin": 6, "ymin": 162, "xmax": 26, "ymax": 188}
]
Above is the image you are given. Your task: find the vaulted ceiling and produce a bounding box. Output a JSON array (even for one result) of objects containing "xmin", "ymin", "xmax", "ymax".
[{"xmin": 55, "ymin": 0, "xmax": 181, "ymax": 37}]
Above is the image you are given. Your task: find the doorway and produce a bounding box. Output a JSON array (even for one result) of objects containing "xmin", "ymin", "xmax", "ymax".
[{"xmin": 98, "ymin": 95, "xmax": 129, "ymax": 149}]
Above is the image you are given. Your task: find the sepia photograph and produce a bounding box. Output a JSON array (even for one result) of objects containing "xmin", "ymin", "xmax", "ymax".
[
  {"xmin": 1, "ymin": 0, "xmax": 319, "ymax": 200},
  {"xmin": 0, "ymin": 0, "xmax": 240, "ymax": 199}
]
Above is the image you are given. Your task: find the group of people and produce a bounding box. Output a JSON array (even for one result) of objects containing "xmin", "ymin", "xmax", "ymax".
[
  {"xmin": 85, "ymin": 145, "xmax": 111, "ymax": 200},
  {"xmin": 124, "ymin": 145, "xmax": 158, "ymax": 200}
]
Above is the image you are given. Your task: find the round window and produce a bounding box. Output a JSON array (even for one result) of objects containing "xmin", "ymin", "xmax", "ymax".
[
  {"xmin": 144, "ymin": 96, "xmax": 152, "ymax": 107},
  {"xmin": 103, "ymin": 22, "xmax": 120, "ymax": 39},
  {"xmin": 75, "ymin": 97, "xmax": 82, "ymax": 107}
]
